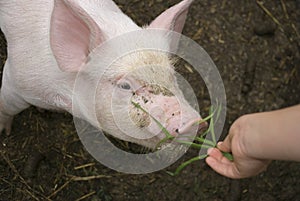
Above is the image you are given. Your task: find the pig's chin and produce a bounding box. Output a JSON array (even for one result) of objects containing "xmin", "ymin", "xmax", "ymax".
[
  {"xmin": 123, "ymin": 131, "xmax": 168, "ymax": 150},
  {"xmin": 149, "ymin": 136, "xmax": 189, "ymax": 161},
  {"xmin": 132, "ymin": 131, "xmax": 188, "ymax": 151},
  {"xmin": 129, "ymin": 137, "xmax": 163, "ymax": 150},
  {"xmin": 133, "ymin": 137, "xmax": 188, "ymax": 161}
]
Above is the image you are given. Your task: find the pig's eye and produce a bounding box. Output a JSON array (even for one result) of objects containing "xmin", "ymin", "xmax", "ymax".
[{"xmin": 118, "ymin": 82, "xmax": 131, "ymax": 90}]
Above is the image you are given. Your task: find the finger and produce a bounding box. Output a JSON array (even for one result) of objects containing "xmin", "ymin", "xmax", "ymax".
[
  {"xmin": 205, "ymin": 156, "xmax": 242, "ymax": 179},
  {"xmin": 206, "ymin": 148, "xmax": 243, "ymax": 179},
  {"xmin": 207, "ymin": 148, "xmax": 231, "ymax": 165},
  {"xmin": 217, "ymin": 137, "xmax": 232, "ymax": 153}
]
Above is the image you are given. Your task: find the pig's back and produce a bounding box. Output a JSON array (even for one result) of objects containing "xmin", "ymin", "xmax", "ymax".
[
  {"xmin": 0, "ymin": 0, "xmax": 71, "ymax": 110},
  {"xmin": 0, "ymin": 0, "xmax": 132, "ymax": 111},
  {"xmin": 0, "ymin": 0, "xmax": 122, "ymax": 40},
  {"xmin": 0, "ymin": 0, "xmax": 53, "ymax": 44},
  {"xmin": 0, "ymin": 0, "xmax": 133, "ymax": 72},
  {"xmin": 0, "ymin": 0, "xmax": 55, "ymax": 73}
]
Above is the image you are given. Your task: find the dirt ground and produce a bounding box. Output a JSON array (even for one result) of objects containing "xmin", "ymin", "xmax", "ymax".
[{"xmin": 0, "ymin": 0, "xmax": 300, "ymax": 200}]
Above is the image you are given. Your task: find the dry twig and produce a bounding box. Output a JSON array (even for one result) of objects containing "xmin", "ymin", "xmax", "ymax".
[
  {"xmin": 71, "ymin": 175, "xmax": 112, "ymax": 181},
  {"xmin": 1, "ymin": 151, "xmax": 49, "ymax": 201},
  {"xmin": 75, "ymin": 191, "xmax": 96, "ymax": 201},
  {"xmin": 47, "ymin": 179, "xmax": 72, "ymax": 199},
  {"xmin": 256, "ymin": 0, "xmax": 283, "ymax": 32},
  {"xmin": 74, "ymin": 163, "xmax": 95, "ymax": 170},
  {"xmin": 256, "ymin": 0, "xmax": 300, "ymax": 42}
]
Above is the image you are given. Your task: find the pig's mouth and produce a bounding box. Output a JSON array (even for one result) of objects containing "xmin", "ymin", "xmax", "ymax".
[
  {"xmin": 155, "ymin": 143, "xmax": 188, "ymax": 161},
  {"xmin": 130, "ymin": 101, "xmax": 209, "ymax": 151},
  {"xmin": 176, "ymin": 118, "xmax": 208, "ymax": 136},
  {"xmin": 154, "ymin": 120, "xmax": 208, "ymax": 151}
]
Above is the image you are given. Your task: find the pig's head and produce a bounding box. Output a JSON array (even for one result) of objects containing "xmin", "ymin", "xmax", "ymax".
[
  {"xmin": 96, "ymin": 50, "xmax": 208, "ymax": 148},
  {"xmin": 50, "ymin": 0, "xmax": 206, "ymax": 149}
]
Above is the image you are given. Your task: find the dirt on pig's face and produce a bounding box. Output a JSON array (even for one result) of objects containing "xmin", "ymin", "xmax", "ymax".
[{"xmin": 95, "ymin": 51, "xmax": 204, "ymax": 149}]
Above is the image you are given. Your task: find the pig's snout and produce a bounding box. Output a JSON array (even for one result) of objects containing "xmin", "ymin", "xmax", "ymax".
[
  {"xmin": 130, "ymin": 84, "xmax": 208, "ymax": 142},
  {"xmin": 176, "ymin": 118, "xmax": 208, "ymax": 136}
]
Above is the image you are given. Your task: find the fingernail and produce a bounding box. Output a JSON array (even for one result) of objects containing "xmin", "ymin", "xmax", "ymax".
[
  {"xmin": 217, "ymin": 142, "xmax": 223, "ymax": 147},
  {"xmin": 206, "ymin": 157, "xmax": 215, "ymax": 165},
  {"xmin": 207, "ymin": 148, "xmax": 213, "ymax": 155}
]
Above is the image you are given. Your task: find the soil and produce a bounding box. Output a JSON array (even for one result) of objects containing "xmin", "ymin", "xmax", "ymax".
[{"xmin": 0, "ymin": 0, "xmax": 299, "ymax": 201}]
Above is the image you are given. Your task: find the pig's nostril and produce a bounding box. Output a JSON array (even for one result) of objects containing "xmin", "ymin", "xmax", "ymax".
[{"xmin": 175, "ymin": 129, "xmax": 179, "ymax": 133}]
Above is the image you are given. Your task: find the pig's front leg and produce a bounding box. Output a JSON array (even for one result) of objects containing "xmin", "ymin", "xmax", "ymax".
[
  {"xmin": 0, "ymin": 62, "xmax": 30, "ymax": 135},
  {"xmin": 0, "ymin": 106, "xmax": 13, "ymax": 135}
]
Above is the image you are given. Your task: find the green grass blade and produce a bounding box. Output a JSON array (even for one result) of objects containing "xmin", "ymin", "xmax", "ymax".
[
  {"xmin": 196, "ymin": 105, "xmax": 217, "ymax": 125},
  {"xmin": 215, "ymin": 103, "xmax": 222, "ymax": 124},
  {"xmin": 222, "ymin": 152, "xmax": 234, "ymax": 161},
  {"xmin": 155, "ymin": 136, "xmax": 175, "ymax": 150},
  {"xmin": 133, "ymin": 100, "xmax": 230, "ymax": 175},
  {"xmin": 193, "ymin": 137, "xmax": 216, "ymax": 147},
  {"xmin": 166, "ymin": 154, "xmax": 208, "ymax": 176},
  {"xmin": 210, "ymin": 113, "xmax": 216, "ymax": 144},
  {"xmin": 175, "ymin": 140, "xmax": 212, "ymax": 149},
  {"xmin": 199, "ymin": 128, "xmax": 210, "ymax": 138},
  {"xmin": 131, "ymin": 101, "xmax": 172, "ymax": 138}
]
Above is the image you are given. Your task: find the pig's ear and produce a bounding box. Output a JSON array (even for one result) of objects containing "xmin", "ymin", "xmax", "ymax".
[
  {"xmin": 148, "ymin": 0, "xmax": 193, "ymax": 33},
  {"xmin": 50, "ymin": 0, "xmax": 104, "ymax": 72}
]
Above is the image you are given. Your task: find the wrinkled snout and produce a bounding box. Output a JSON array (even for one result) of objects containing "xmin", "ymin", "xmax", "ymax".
[
  {"xmin": 145, "ymin": 106, "xmax": 208, "ymax": 139},
  {"xmin": 136, "ymin": 94, "xmax": 207, "ymax": 139},
  {"xmin": 129, "ymin": 83, "xmax": 208, "ymax": 146}
]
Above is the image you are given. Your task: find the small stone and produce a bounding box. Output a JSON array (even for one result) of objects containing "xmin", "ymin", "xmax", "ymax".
[
  {"xmin": 241, "ymin": 84, "xmax": 251, "ymax": 94},
  {"xmin": 253, "ymin": 22, "xmax": 276, "ymax": 36}
]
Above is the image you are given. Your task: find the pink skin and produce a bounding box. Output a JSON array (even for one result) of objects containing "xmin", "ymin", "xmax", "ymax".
[
  {"xmin": 0, "ymin": 0, "xmax": 197, "ymax": 150},
  {"xmin": 206, "ymin": 105, "xmax": 300, "ymax": 179},
  {"xmin": 50, "ymin": 0, "xmax": 104, "ymax": 72},
  {"xmin": 132, "ymin": 84, "xmax": 204, "ymax": 139},
  {"xmin": 149, "ymin": 0, "xmax": 194, "ymax": 33},
  {"xmin": 49, "ymin": 0, "xmax": 201, "ymax": 147},
  {"xmin": 96, "ymin": 74, "xmax": 205, "ymax": 148}
]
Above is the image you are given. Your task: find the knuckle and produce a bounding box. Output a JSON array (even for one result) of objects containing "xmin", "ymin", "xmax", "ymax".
[
  {"xmin": 230, "ymin": 114, "xmax": 253, "ymax": 136},
  {"xmin": 229, "ymin": 114, "xmax": 256, "ymax": 157}
]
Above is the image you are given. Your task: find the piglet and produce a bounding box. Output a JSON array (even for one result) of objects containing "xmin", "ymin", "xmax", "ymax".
[{"xmin": 0, "ymin": 0, "xmax": 206, "ymax": 148}]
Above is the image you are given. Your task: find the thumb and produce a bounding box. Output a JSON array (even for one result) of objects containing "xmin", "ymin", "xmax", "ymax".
[{"xmin": 217, "ymin": 134, "xmax": 232, "ymax": 153}]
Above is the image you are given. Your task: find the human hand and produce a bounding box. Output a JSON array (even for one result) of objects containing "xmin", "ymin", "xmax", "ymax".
[{"xmin": 205, "ymin": 115, "xmax": 271, "ymax": 179}]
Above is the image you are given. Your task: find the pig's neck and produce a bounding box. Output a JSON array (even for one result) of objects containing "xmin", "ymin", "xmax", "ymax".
[{"xmin": 78, "ymin": 2, "xmax": 142, "ymax": 39}]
